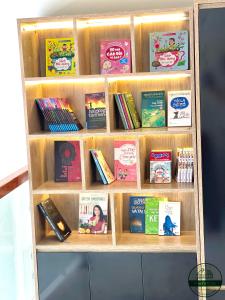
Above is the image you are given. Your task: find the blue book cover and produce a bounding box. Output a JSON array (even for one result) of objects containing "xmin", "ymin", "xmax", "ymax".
[
  {"xmin": 141, "ymin": 91, "xmax": 166, "ymax": 127},
  {"xmin": 150, "ymin": 30, "xmax": 189, "ymax": 72},
  {"xmin": 90, "ymin": 150, "xmax": 108, "ymax": 185},
  {"xmin": 129, "ymin": 196, "xmax": 145, "ymax": 233}
]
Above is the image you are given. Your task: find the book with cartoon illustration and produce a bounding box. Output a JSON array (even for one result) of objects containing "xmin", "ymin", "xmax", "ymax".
[
  {"xmin": 100, "ymin": 39, "xmax": 131, "ymax": 74},
  {"xmin": 85, "ymin": 92, "xmax": 106, "ymax": 129},
  {"xmin": 46, "ymin": 38, "xmax": 76, "ymax": 76},
  {"xmin": 114, "ymin": 140, "xmax": 137, "ymax": 182},
  {"xmin": 149, "ymin": 150, "xmax": 172, "ymax": 183},
  {"xmin": 79, "ymin": 193, "xmax": 108, "ymax": 234},
  {"xmin": 158, "ymin": 201, "xmax": 180, "ymax": 236},
  {"xmin": 129, "ymin": 196, "xmax": 145, "ymax": 233},
  {"xmin": 141, "ymin": 91, "xmax": 166, "ymax": 127},
  {"xmin": 150, "ymin": 31, "xmax": 189, "ymax": 72}
]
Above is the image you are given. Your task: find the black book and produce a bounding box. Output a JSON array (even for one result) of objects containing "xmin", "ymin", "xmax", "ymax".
[{"xmin": 38, "ymin": 198, "xmax": 71, "ymax": 242}]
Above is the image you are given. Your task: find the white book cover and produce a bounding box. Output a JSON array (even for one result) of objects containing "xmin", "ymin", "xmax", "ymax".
[
  {"xmin": 79, "ymin": 193, "xmax": 108, "ymax": 234},
  {"xmin": 158, "ymin": 201, "xmax": 181, "ymax": 236},
  {"xmin": 167, "ymin": 90, "xmax": 192, "ymax": 127}
]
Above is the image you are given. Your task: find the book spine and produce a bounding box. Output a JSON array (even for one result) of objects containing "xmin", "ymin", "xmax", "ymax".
[
  {"xmin": 94, "ymin": 150, "xmax": 115, "ymax": 184},
  {"xmin": 38, "ymin": 204, "xmax": 64, "ymax": 242},
  {"xmin": 124, "ymin": 93, "xmax": 141, "ymax": 129},
  {"xmin": 90, "ymin": 150, "xmax": 108, "ymax": 184},
  {"xmin": 114, "ymin": 94, "xmax": 128, "ymax": 129},
  {"xmin": 119, "ymin": 94, "xmax": 134, "ymax": 129}
]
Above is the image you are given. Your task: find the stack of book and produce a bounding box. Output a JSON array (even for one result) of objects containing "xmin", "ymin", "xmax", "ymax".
[
  {"xmin": 129, "ymin": 196, "xmax": 181, "ymax": 236},
  {"xmin": 36, "ymin": 98, "xmax": 82, "ymax": 132},
  {"xmin": 175, "ymin": 148, "xmax": 194, "ymax": 183},
  {"xmin": 114, "ymin": 92, "xmax": 140, "ymax": 130},
  {"xmin": 90, "ymin": 149, "xmax": 115, "ymax": 185}
]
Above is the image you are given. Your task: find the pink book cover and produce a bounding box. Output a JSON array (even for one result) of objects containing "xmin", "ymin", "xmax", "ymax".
[
  {"xmin": 114, "ymin": 140, "xmax": 137, "ymax": 182},
  {"xmin": 100, "ymin": 39, "xmax": 131, "ymax": 74}
]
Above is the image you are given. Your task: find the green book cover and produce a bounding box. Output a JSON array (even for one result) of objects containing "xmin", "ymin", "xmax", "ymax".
[
  {"xmin": 141, "ymin": 91, "xmax": 166, "ymax": 127},
  {"xmin": 145, "ymin": 197, "xmax": 168, "ymax": 234},
  {"xmin": 124, "ymin": 92, "xmax": 141, "ymax": 129}
]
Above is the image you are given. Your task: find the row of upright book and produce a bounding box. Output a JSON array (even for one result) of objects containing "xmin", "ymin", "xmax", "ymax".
[
  {"xmin": 46, "ymin": 31, "xmax": 189, "ymax": 76},
  {"xmin": 37, "ymin": 193, "xmax": 181, "ymax": 242},
  {"xmin": 54, "ymin": 140, "xmax": 193, "ymax": 184}
]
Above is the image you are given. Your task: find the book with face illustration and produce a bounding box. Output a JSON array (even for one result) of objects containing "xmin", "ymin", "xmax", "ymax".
[
  {"xmin": 158, "ymin": 201, "xmax": 180, "ymax": 236},
  {"xmin": 79, "ymin": 193, "xmax": 108, "ymax": 234}
]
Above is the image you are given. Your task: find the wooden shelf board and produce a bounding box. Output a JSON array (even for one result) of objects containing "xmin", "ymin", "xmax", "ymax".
[
  {"xmin": 36, "ymin": 230, "xmax": 113, "ymax": 252},
  {"xmin": 24, "ymin": 70, "xmax": 192, "ymax": 84},
  {"xmin": 33, "ymin": 181, "xmax": 83, "ymax": 195},
  {"xmin": 111, "ymin": 127, "xmax": 194, "ymax": 135},
  {"xmin": 116, "ymin": 231, "xmax": 196, "ymax": 252},
  {"xmin": 87, "ymin": 181, "xmax": 138, "ymax": 192},
  {"xmin": 141, "ymin": 181, "xmax": 194, "ymax": 192}
]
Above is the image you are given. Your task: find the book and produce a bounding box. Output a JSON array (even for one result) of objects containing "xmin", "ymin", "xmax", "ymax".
[
  {"xmin": 100, "ymin": 39, "xmax": 131, "ymax": 74},
  {"xmin": 167, "ymin": 90, "xmax": 192, "ymax": 127},
  {"xmin": 129, "ymin": 196, "xmax": 145, "ymax": 233},
  {"xmin": 38, "ymin": 198, "xmax": 71, "ymax": 242},
  {"xmin": 150, "ymin": 31, "xmax": 189, "ymax": 72},
  {"xmin": 46, "ymin": 38, "xmax": 76, "ymax": 76},
  {"xmin": 114, "ymin": 94, "xmax": 129, "ymax": 129},
  {"xmin": 94, "ymin": 150, "xmax": 115, "ymax": 184},
  {"xmin": 114, "ymin": 140, "xmax": 137, "ymax": 182},
  {"xmin": 141, "ymin": 91, "xmax": 166, "ymax": 127},
  {"xmin": 79, "ymin": 193, "xmax": 108, "ymax": 234},
  {"xmin": 175, "ymin": 148, "xmax": 194, "ymax": 183},
  {"xmin": 85, "ymin": 92, "xmax": 106, "ymax": 129},
  {"xmin": 119, "ymin": 94, "xmax": 134, "ymax": 129},
  {"xmin": 124, "ymin": 92, "xmax": 141, "ymax": 129},
  {"xmin": 36, "ymin": 98, "xmax": 82, "ymax": 132},
  {"xmin": 90, "ymin": 150, "xmax": 108, "ymax": 185},
  {"xmin": 149, "ymin": 150, "xmax": 172, "ymax": 183},
  {"xmin": 145, "ymin": 197, "xmax": 168, "ymax": 235},
  {"xmin": 55, "ymin": 141, "xmax": 81, "ymax": 182},
  {"xmin": 158, "ymin": 201, "xmax": 181, "ymax": 236}
]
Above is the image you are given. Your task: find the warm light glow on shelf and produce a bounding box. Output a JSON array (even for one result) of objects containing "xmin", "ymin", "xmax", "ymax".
[
  {"xmin": 21, "ymin": 21, "xmax": 73, "ymax": 31},
  {"xmin": 135, "ymin": 12, "xmax": 188, "ymax": 24},
  {"xmin": 25, "ymin": 77, "xmax": 105, "ymax": 85},
  {"xmin": 77, "ymin": 17, "xmax": 130, "ymax": 28}
]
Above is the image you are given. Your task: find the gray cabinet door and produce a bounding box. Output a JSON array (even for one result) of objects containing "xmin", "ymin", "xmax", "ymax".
[{"xmin": 37, "ymin": 252, "xmax": 90, "ymax": 300}]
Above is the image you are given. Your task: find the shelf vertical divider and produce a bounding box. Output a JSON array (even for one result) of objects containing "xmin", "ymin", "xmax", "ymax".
[
  {"xmin": 80, "ymin": 138, "xmax": 86, "ymax": 190},
  {"xmin": 110, "ymin": 193, "xmax": 117, "ymax": 246},
  {"xmin": 105, "ymin": 78, "xmax": 111, "ymax": 133},
  {"xmin": 136, "ymin": 137, "xmax": 142, "ymax": 190},
  {"xmin": 73, "ymin": 18, "xmax": 80, "ymax": 76},
  {"xmin": 130, "ymin": 15, "xmax": 137, "ymax": 73}
]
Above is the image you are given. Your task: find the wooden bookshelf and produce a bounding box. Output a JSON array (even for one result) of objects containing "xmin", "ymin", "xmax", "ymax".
[{"xmin": 18, "ymin": 7, "xmax": 202, "ymax": 298}]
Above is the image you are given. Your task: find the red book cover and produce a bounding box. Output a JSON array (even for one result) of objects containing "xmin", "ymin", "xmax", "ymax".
[
  {"xmin": 114, "ymin": 140, "xmax": 137, "ymax": 182},
  {"xmin": 55, "ymin": 141, "xmax": 81, "ymax": 182}
]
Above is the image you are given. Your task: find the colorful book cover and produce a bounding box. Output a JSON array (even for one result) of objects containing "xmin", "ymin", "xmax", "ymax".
[
  {"xmin": 129, "ymin": 196, "xmax": 145, "ymax": 233},
  {"xmin": 149, "ymin": 150, "xmax": 172, "ymax": 183},
  {"xmin": 114, "ymin": 94, "xmax": 129, "ymax": 129},
  {"xmin": 85, "ymin": 92, "xmax": 106, "ymax": 129},
  {"xmin": 145, "ymin": 197, "xmax": 168, "ymax": 235},
  {"xmin": 55, "ymin": 141, "xmax": 81, "ymax": 182},
  {"xmin": 119, "ymin": 94, "xmax": 134, "ymax": 129},
  {"xmin": 158, "ymin": 201, "xmax": 181, "ymax": 236},
  {"xmin": 94, "ymin": 150, "xmax": 115, "ymax": 184},
  {"xmin": 90, "ymin": 150, "xmax": 108, "ymax": 185},
  {"xmin": 79, "ymin": 193, "xmax": 108, "ymax": 234},
  {"xmin": 114, "ymin": 140, "xmax": 137, "ymax": 182},
  {"xmin": 150, "ymin": 31, "xmax": 189, "ymax": 72},
  {"xmin": 100, "ymin": 39, "xmax": 131, "ymax": 74},
  {"xmin": 141, "ymin": 91, "xmax": 166, "ymax": 127},
  {"xmin": 124, "ymin": 92, "xmax": 141, "ymax": 129},
  {"xmin": 167, "ymin": 90, "xmax": 192, "ymax": 127},
  {"xmin": 46, "ymin": 38, "xmax": 76, "ymax": 77}
]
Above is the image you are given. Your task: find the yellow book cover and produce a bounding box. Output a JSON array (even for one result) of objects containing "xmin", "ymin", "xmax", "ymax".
[
  {"xmin": 46, "ymin": 38, "xmax": 76, "ymax": 77},
  {"xmin": 95, "ymin": 150, "xmax": 115, "ymax": 184}
]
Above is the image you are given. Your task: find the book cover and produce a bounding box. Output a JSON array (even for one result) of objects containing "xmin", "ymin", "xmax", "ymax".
[
  {"xmin": 79, "ymin": 193, "xmax": 108, "ymax": 234},
  {"xmin": 145, "ymin": 197, "xmax": 168, "ymax": 235},
  {"xmin": 150, "ymin": 31, "xmax": 189, "ymax": 72},
  {"xmin": 85, "ymin": 92, "xmax": 106, "ymax": 129},
  {"xmin": 114, "ymin": 140, "xmax": 137, "ymax": 182},
  {"xmin": 94, "ymin": 150, "xmax": 115, "ymax": 184},
  {"xmin": 119, "ymin": 94, "xmax": 134, "ymax": 129},
  {"xmin": 38, "ymin": 198, "xmax": 71, "ymax": 242},
  {"xmin": 124, "ymin": 92, "xmax": 141, "ymax": 129},
  {"xmin": 114, "ymin": 94, "xmax": 129, "ymax": 129},
  {"xmin": 55, "ymin": 141, "xmax": 81, "ymax": 182},
  {"xmin": 149, "ymin": 150, "xmax": 172, "ymax": 183},
  {"xmin": 90, "ymin": 150, "xmax": 108, "ymax": 185},
  {"xmin": 129, "ymin": 196, "xmax": 145, "ymax": 233},
  {"xmin": 100, "ymin": 39, "xmax": 131, "ymax": 74},
  {"xmin": 158, "ymin": 201, "xmax": 181, "ymax": 236},
  {"xmin": 167, "ymin": 90, "xmax": 192, "ymax": 127},
  {"xmin": 141, "ymin": 91, "xmax": 166, "ymax": 127},
  {"xmin": 46, "ymin": 38, "xmax": 76, "ymax": 76}
]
